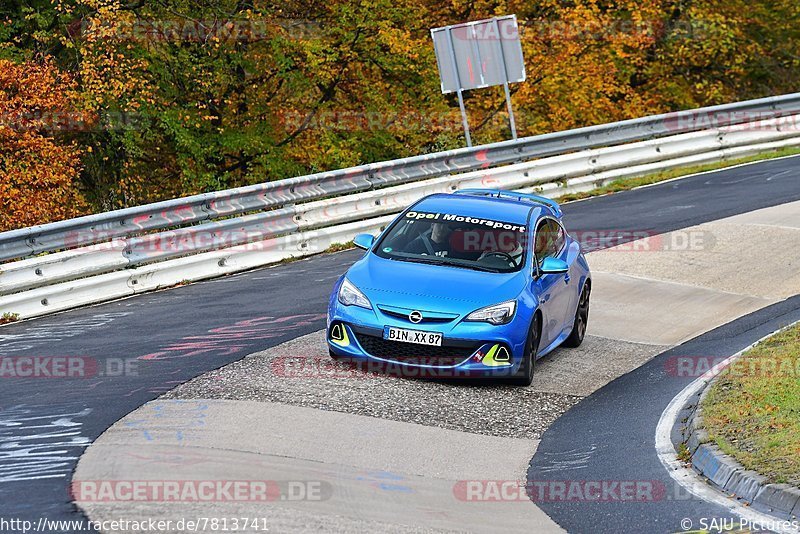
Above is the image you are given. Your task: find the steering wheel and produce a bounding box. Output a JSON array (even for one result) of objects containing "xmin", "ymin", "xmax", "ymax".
[{"xmin": 479, "ymin": 251, "xmax": 516, "ymax": 266}]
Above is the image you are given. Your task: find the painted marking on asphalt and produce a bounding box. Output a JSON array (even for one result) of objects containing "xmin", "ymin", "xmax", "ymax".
[
  {"xmin": 355, "ymin": 470, "xmax": 415, "ymax": 493},
  {"xmin": 531, "ymin": 445, "xmax": 598, "ymax": 474},
  {"xmin": 122, "ymin": 400, "xmax": 208, "ymax": 443},
  {"xmin": 0, "ymin": 313, "xmax": 129, "ymax": 354},
  {"xmin": 707, "ymin": 176, "xmax": 758, "ymax": 185},
  {"xmin": 766, "ymin": 169, "xmax": 795, "ymax": 181},
  {"xmin": 138, "ymin": 313, "xmax": 326, "ymax": 361},
  {"xmin": 655, "ymin": 322, "xmax": 800, "ymax": 534},
  {"xmin": 612, "ymin": 153, "xmax": 800, "ymax": 196},
  {"xmin": 0, "ymin": 405, "xmax": 92, "ymax": 482}
]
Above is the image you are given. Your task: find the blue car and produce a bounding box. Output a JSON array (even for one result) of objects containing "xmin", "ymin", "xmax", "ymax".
[{"xmin": 327, "ymin": 189, "xmax": 591, "ymax": 385}]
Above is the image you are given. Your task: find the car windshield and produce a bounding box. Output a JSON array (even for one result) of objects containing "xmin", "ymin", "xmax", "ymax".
[{"xmin": 374, "ymin": 210, "xmax": 528, "ymax": 273}]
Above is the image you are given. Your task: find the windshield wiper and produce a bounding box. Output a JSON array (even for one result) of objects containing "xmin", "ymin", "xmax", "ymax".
[
  {"xmin": 388, "ymin": 255, "xmax": 439, "ymax": 265},
  {"xmin": 440, "ymin": 260, "xmax": 503, "ymax": 273},
  {"xmin": 389, "ymin": 255, "xmax": 504, "ymax": 273},
  {"xmin": 458, "ymin": 263, "xmax": 504, "ymax": 273}
]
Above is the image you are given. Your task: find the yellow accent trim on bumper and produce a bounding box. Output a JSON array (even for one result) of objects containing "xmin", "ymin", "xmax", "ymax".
[
  {"xmin": 330, "ymin": 324, "xmax": 350, "ymax": 347},
  {"xmin": 481, "ymin": 344, "xmax": 512, "ymax": 367}
]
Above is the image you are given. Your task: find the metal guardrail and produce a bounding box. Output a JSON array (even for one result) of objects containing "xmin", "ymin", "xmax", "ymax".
[
  {"xmin": 2, "ymin": 92, "xmax": 800, "ymax": 263},
  {"xmin": 2, "ymin": 116, "xmax": 799, "ymax": 313},
  {"xmin": 2, "ymin": 96, "xmax": 800, "ymax": 319}
]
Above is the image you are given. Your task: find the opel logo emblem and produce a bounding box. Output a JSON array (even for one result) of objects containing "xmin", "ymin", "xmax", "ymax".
[{"xmin": 409, "ymin": 310, "xmax": 423, "ymax": 324}]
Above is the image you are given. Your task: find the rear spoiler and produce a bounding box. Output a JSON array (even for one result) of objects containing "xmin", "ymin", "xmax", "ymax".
[{"xmin": 454, "ymin": 189, "xmax": 562, "ymax": 217}]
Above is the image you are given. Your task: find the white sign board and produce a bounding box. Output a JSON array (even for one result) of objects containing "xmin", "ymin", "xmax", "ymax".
[{"xmin": 431, "ymin": 15, "xmax": 526, "ymax": 94}]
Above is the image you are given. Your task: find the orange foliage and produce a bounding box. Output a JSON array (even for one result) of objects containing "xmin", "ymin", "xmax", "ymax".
[
  {"xmin": 0, "ymin": 59, "xmax": 88, "ymax": 231},
  {"xmin": 1, "ymin": 0, "xmax": 798, "ymax": 229}
]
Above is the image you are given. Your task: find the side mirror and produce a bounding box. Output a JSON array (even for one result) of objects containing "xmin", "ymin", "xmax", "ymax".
[
  {"xmin": 540, "ymin": 257, "xmax": 569, "ymax": 274},
  {"xmin": 353, "ymin": 233, "xmax": 375, "ymax": 251}
]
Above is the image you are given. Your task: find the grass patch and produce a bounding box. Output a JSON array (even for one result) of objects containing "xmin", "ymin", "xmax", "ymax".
[
  {"xmin": 555, "ymin": 146, "xmax": 800, "ymax": 203},
  {"xmin": 676, "ymin": 442, "xmax": 692, "ymax": 465},
  {"xmin": 701, "ymin": 322, "xmax": 800, "ymax": 486},
  {"xmin": 0, "ymin": 312, "xmax": 21, "ymax": 324},
  {"xmin": 272, "ymin": 240, "xmax": 359, "ymax": 265},
  {"xmin": 326, "ymin": 241, "xmax": 355, "ymax": 253}
]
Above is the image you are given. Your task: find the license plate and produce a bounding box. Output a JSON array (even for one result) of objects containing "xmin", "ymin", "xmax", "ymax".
[{"xmin": 383, "ymin": 326, "xmax": 442, "ymax": 346}]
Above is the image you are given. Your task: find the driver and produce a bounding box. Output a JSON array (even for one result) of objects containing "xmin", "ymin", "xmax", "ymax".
[{"xmin": 407, "ymin": 222, "xmax": 453, "ymax": 257}]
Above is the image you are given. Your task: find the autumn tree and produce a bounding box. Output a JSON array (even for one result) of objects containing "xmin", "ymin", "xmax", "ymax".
[
  {"xmin": 0, "ymin": 0, "xmax": 798, "ymax": 230},
  {"xmin": 0, "ymin": 58, "xmax": 87, "ymax": 231}
]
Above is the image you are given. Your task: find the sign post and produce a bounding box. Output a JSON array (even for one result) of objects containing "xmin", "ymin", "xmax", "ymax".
[
  {"xmin": 444, "ymin": 26, "xmax": 472, "ymax": 147},
  {"xmin": 493, "ymin": 18, "xmax": 518, "ymax": 140},
  {"xmin": 431, "ymin": 15, "xmax": 526, "ymax": 146}
]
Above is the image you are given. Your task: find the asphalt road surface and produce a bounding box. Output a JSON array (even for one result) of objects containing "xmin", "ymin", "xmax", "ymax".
[
  {"xmin": 1, "ymin": 155, "xmax": 799, "ymax": 530},
  {"xmin": 528, "ymin": 295, "xmax": 800, "ymax": 533}
]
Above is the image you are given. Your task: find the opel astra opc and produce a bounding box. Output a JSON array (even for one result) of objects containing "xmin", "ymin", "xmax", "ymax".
[{"xmin": 327, "ymin": 189, "xmax": 591, "ymax": 385}]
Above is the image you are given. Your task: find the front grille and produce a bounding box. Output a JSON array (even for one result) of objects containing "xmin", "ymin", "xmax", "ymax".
[
  {"xmin": 354, "ymin": 333, "xmax": 480, "ymax": 367},
  {"xmin": 378, "ymin": 308, "xmax": 454, "ymax": 324}
]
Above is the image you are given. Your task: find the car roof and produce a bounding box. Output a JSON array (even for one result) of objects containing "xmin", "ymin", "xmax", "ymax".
[{"xmin": 412, "ymin": 192, "xmax": 549, "ymax": 226}]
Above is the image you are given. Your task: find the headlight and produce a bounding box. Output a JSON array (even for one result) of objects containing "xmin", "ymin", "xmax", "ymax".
[
  {"xmin": 338, "ymin": 278, "xmax": 372, "ymax": 309},
  {"xmin": 465, "ymin": 300, "xmax": 517, "ymax": 325}
]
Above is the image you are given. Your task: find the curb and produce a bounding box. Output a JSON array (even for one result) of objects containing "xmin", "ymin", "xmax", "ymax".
[{"xmin": 683, "ymin": 378, "xmax": 800, "ymax": 520}]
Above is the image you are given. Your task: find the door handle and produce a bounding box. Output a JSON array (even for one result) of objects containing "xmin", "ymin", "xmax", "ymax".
[{"xmin": 564, "ymin": 274, "xmax": 570, "ymax": 284}]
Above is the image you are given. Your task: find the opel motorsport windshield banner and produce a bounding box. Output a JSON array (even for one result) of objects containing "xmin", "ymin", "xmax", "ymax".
[
  {"xmin": 404, "ymin": 211, "xmax": 528, "ymax": 255},
  {"xmin": 404, "ymin": 211, "xmax": 527, "ymax": 233}
]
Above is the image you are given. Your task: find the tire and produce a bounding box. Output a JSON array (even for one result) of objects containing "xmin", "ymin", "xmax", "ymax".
[
  {"xmin": 563, "ymin": 282, "xmax": 590, "ymax": 348},
  {"xmin": 510, "ymin": 313, "xmax": 541, "ymax": 386}
]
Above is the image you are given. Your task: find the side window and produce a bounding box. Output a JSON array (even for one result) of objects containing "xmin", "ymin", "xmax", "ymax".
[
  {"xmin": 535, "ymin": 219, "xmax": 565, "ymax": 266},
  {"xmin": 534, "ymin": 220, "xmax": 548, "ymax": 265},
  {"xmin": 544, "ymin": 220, "xmax": 559, "ymax": 258},
  {"xmin": 553, "ymin": 221, "xmax": 566, "ymax": 255},
  {"xmin": 534, "ymin": 220, "xmax": 554, "ymax": 265}
]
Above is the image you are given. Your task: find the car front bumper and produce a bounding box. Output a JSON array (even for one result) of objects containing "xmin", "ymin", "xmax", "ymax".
[{"xmin": 327, "ymin": 296, "xmax": 530, "ymax": 378}]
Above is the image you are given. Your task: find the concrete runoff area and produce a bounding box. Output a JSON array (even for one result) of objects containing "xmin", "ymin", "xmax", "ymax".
[
  {"xmin": 74, "ymin": 200, "xmax": 800, "ymax": 532},
  {"xmin": 160, "ymin": 330, "xmax": 663, "ymax": 439},
  {"xmin": 588, "ymin": 203, "xmax": 800, "ymax": 300},
  {"xmin": 587, "ymin": 272, "xmax": 776, "ymax": 345},
  {"xmin": 588, "ymin": 201, "xmax": 800, "ymax": 344},
  {"xmin": 78, "ymin": 401, "xmax": 559, "ymax": 533}
]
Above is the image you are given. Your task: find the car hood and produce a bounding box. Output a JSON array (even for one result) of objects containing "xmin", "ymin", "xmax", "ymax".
[{"xmin": 346, "ymin": 254, "xmax": 527, "ymax": 315}]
